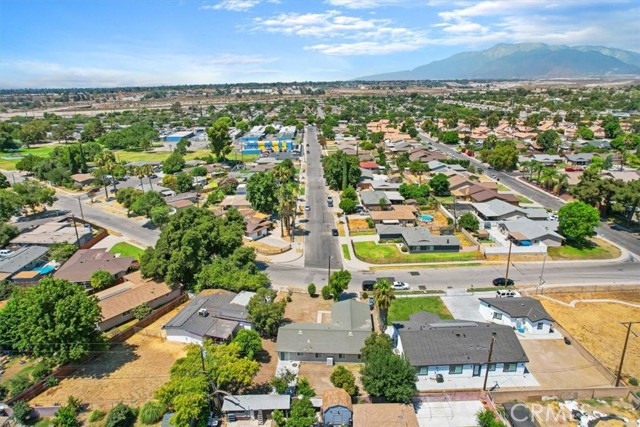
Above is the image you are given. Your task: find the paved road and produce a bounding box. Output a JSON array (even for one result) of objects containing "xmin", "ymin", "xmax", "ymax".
[
  {"xmin": 302, "ymin": 125, "xmax": 343, "ymax": 272},
  {"xmin": 420, "ymin": 133, "xmax": 640, "ymax": 257}
]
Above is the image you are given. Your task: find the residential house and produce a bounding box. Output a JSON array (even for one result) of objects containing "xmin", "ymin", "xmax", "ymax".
[
  {"xmin": 359, "ymin": 191, "xmax": 391, "ymax": 211},
  {"xmin": 473, "ymin": 200, "xmax": 547, "ymax": 222},
  {"xmin": 220, "ymin": 195, "xmax": 252, "ymax": 210},
  {"xmin": 352, "ymin": 404, "xmax": 419, "ymax": 427},
  {"xmin": 164, "ymin": 290, "xmax": 255, "ymax": 345},
  {"xmin": 376, "ymin": 225, "xmax": 460, "ymax": 253},
  {"xmin": 169, "ymin": 199, "xmax": 194, "ymax": 210},
  {"xmin": 448, "ymin": 175, "xmax": 476, "ymax": 192},
  {"xmin": 11, "ymin": 220, "xmax": 93, "ymax": 247},
  {"xmin": 427, "ymin": 161, "xmax": 448, "ymax": 173},
  {"xmin": 323, "ymin": 389, "xmax": 353, "ymax": 427},
  {"xmin": 70, "ymin": 173, "xmax": 95, "ymax": 187},
  {"xmin": 54, "ymin": 248, "xmax": 134, "ymax": 286},
  {"xmin": 499, "ymin": 218, "xmax": 564, "ymax": 247},
  {"xmin": 96, "ymin": 271, "xmax": 180, "ymax": 331},
  {"xmin": 165, "ymin": 192, "xmax": 198, "ymax": 205},
  {"xmin": 564, "ymin": 153, "xmax": 593, "ymax": 166},
  {"xmin": 602, "ymin": 170, "xmax": 640, "ymax": 183},
  {"xmin": 531, "ymin": 154, "xmax": 563, "ymax": 166},
  {"xmin": 370, "ymin": 181, "xmax": 402, "ymax": 191},
  {"xmin": 369, "ymin": 205, "xmax": 417, "ymax": 226},
  {"xmin": 245, "ymin": 217, "xmax": 272, "ymax": 240},
  {"xmin": 391, "ymin": 312, "xmax": 529, "ymax": 384},
  {"xmin": 384, "ymin": 191, "xmax": 405, "ymax": 205},
  {"xmin": 0, "ymin": 246, "xmax": 49, "ymax": 281},
  {"xmin": 469, "ymin": 190, "xmax": 520, "ymax": 205},
  {"xmin": 276, "ymin": 299, "xmax": 372, "ymax": 362},
  {"xmin": 222, "ymin": 395, "xmax": 291, "ymax": 423},
  {"xmin": 479, "ymin": 297, "xmax": 554, "ymax": 335}
]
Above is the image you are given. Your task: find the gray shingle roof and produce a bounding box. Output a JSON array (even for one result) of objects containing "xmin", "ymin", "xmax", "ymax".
[
  {"xmin": 360, "ymin": 191, "xmax": 390, "ymax": 206},
  {"xmin": 222, "ymin": 395, "xmax": 290, "ymax": 412},
  {"xmin": 474, "ymin": 200, "xmax": 520, "ymax": 218},
  {"xmin": 499, "ymin": 218, "xmax": 563, "ymax": 242},
  {"xmin": 396, "ymin": 312, "xmax": 529, "ymax": 366},
  {"xmin": 0, "ymin": 246, "xmax": 48, "ymax": 274},
  {"xmin": 376, "ymin": 225, "xmax": 460, "ymax": 248},
  {"xmin": 276, "ymin": 299, "xmax": 372, "ymax": 355},
  {"xmin": 479, "ymin": 297, "xmax": 554, "ymax": 322}
]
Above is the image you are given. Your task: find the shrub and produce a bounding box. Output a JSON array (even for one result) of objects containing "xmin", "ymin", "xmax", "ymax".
[
  {"xmin": 270, "ymin": 376, "xmax": 288, "ymax": 394},
  {"xmin": 232, "ymin": 329, "xmax": 263, "ymax": 360},
  {"xmin": 330, "ymin": 366, "xmax": 357, "ymax": 396},
  {"xmin": 307, "ymin": 283, "xmax": 316, "ymax": 297},
  {"xmin": 31, "ymin": 362, "xmax": 52, "ymax": 382},
  {"xmin": 90, "ymin": 270, "xmax": 115, "ymax": 290},
  {"xmin": 0, "ymin": 280, "xmax": 14, "ymax": 300},
  {"xmin": 629, "ymin": 377, "xmax": 639, "ymax": 386},
  {"xmin": 88, "ymin": 410, "xmax": 106, "ymax": 422},
  {"xmin": 12, "ymin": 401, "xmax": 33, "ymax": 424},
  {"xmin": 0, "ymin": 384, "xmax": 6, "ymax": 400},
  {"xmin": 272, "ymin": 410, "xmax": 285, "ymax": 427},
  {"xmin": 105, "ymin": 403, "xmax": 136, "ymax": 427},
  {"xmin": 366, "ymin": 218, "xmax": 374, "ymax": 228},
  {"xmin": 400, "ymin": 244, "xmax": 408, "ymax": 253},
  {"xmin": 321, "ymin": 286, "xmax": 332, "ymax": 300},
  {"xmin": 296, "ymin": 377, "xmax": 316, "ymax": 398},
  {"xmin": 8, "ymin": 372, "xmax": 32, "ymax": 397},
  {"xmin": 361, "ymin": 291, "xmax": 368, "ymax": 299},
  {"xmin": 46, "ymin": 377, "xmax": 59, "ymax": 388},
  {"xmin": 133, "ymin": 303, "xmax": 152, "ymax": 320},
  {"xmin": 138, "ymin": 401, "xmax": 166, "ymax": 425}
]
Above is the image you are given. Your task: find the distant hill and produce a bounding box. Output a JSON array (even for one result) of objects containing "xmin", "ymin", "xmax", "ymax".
[{"xmin": 357, "ymin": 43, "xmax": 640, "ymax": 81}]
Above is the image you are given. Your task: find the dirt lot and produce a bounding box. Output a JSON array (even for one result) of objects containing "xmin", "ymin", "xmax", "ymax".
[
  {"xmin": 298, "ymin": 363, "xmax": 365, "ymax": 398},
  {"xmin": 536, "ymin": 293, "xmax": 640, "ymax": 383},
  {"xmin": 520, "ymin": 339, "xmax": 611, "ymax": 389},
  {"xmin": 31, "ymin": 307, "xmax": 188, "ymax": 410},
  {"xmin": 530, "ymin": 398, "xmax": 639, "ymax": 427},
  {"xmin": 252, "ymin": 339, "xmax": 278, "ymax": 392},
  {"xmin": 283, "ymin": 292, "xmax": 334, "ymax": 323}
]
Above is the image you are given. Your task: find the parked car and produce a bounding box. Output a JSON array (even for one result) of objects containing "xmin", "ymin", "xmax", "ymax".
[
  {"xmin": 362, "ymin": 280, "xmax": 376, "ymax": 291},
  {"xmin": 492, "ymin": 277, "xmax": 515, "ymax": 286},
  {"xmin": 392, "ymin": 281, "xmax": 410, "ymax": 290},
  {"xmin": 331, "ymin": 228, "xmax": 339, "ymax": 236},
  {"xmin": 368, "ymin": 297, "xmax": 374, "ymax": 310},
  {"xmin": 0, "ymin": 249, "xmax": 13, "ymax": 257},
  {"xmin": 148, "ymin": 173, "xmax": 158, "ymax": 179},
  {"xmin": 304, "ymin": 203, "xmax": 310, "ymax": 211}
]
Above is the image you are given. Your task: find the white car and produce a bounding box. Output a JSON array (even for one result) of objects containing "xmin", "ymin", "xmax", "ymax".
[{"xmin": 392, "ymin": 281, "xmax": 410, "ymax": 290}]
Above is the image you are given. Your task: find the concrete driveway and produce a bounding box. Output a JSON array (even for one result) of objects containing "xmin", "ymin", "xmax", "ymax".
[{"xmin": 441, "ymin": 292, "xmax": 496, "ymax": 322}]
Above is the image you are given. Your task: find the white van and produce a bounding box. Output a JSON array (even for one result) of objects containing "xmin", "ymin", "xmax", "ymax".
[{"xmin": 496, "ymin": 289, "xmax": 516, "ymax": 298}]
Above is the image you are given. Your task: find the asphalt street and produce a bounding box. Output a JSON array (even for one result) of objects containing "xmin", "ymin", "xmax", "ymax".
[
  {"xmin": 302, "ymin": 125, "xmax": 343, "ymax": 271},
  {"xmin": 419, "ymin": 133, "xmax": 640, "ymax": 257}
]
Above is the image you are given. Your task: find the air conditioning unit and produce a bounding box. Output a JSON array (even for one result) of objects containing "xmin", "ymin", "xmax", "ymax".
[
  {"xmin": 198, "ymin": 308, "xmax": 208, "ymax": 317},
  {"xmin": 326, "ymin": 357, "xmax": 334, "ymax": 366}
]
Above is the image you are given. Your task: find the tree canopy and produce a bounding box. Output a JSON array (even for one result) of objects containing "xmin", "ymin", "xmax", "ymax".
[
  {"xmin": 246, "ymin": 171, "xmax": 278, "ymax": 214},
  {"xmin": 99, "ymin": 123, "xmax": 158, "ymax": 151},
  {"xmin": 327, "ymin": 270, "xmax": 351, "ymax": 301},
  {"xmin": 322, "ymin": 151, "xmax": 361, "ymax": 191},
  {"xmin": 558, "ymin": 201, "xmax": 600, "ymax": 245},
  {"xmin": 0, "ymin": 278, "xmax": 103, "ymax": 363},
  {"xmin": 207, "ymin": 118, "xmax": 233, "ymax": 161},
  {"xmin": 247, "ymin": 288, "xmax": 286, "ymax": 338},
  {"xmin": 429, "ymin": 173, "xmax": 450, "ymax": 196}
]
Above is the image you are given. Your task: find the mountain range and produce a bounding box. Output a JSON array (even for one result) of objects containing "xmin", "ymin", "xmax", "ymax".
[{"xmin": 356, "ymin": 43, "xmax": 640, "ymax": 81}]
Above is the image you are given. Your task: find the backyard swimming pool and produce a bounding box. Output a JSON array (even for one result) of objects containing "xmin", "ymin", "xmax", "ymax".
[{"xmin": 419, "ymin": 214, "xmax": 434, "ymax": 222}]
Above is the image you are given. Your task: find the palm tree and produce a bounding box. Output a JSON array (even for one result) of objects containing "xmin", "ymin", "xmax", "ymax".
[
  {"xmin": 279, "ymin": 185, "xmax": 298, "ymax": 241},
  {"xmin": 132, "ymin": 166, "xmax": 145, "ymax": 192},
  {"xmin": 541, "ymin": 169, "xmax": 559, "ymax": 192},
  {"xmin": 553, "ymin": 173, "xmax": 569, "ymax": 195},
  {"xmin": 273, "ymin": 165, "xmax": 294, "ymax": 237},
  {"xmin": 142, "ymin": 164, "xmax": 154, "ymax": 191},
  {"xmin": 532, "ymin": 161, "xmax": 545, "ymax": 183},
  {"xmin": 373, "ymin": 279, "xmax": 395, "ymax": 332},
  {"xmin": 94, "ymin": 151, "xmax": 117, "ymax": 199}
]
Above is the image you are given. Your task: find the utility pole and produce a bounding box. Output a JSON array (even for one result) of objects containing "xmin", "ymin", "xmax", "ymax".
[
  {"xmin": 615, "ymin": 321, "xmax": 639, "ymax": 387},
  {"xmin": 483, "ymin": 333, "xmax": 496, "ymax": 391},
  {"xmin": 71, "ymin": 214, "xmax": 81, "ymax": 249},
  {"xmin": 538, "ymin": 254, "xmax": 547, "ymax": 289},
  {"xmin": 327, "ymin": 256, "xmax": 332, "ymax": 282},
  {"xmin": 200, "ymin": 346, "xmax": 215, "ymax": 415},
  {"xmin": 504, "ymin": 237, "xmax": 513, "ymax": 284},
  {"xmin": 77, "ymin": 196, "xmax": 85, "ymax": 221}
]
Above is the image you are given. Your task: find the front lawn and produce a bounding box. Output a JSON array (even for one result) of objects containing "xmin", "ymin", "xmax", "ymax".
[
  {"xmin": 515, "ymin": 194, "xmax": 533, "ymax": 204},
  {"xmin": 548, "ymin": 238, "xmax": 620, "ymax": 260},
  {"xmin": 388, "ymin": 297, "xmax": 453, "ymax": 324},
  {"xmin": 109, "ymin": 242, "xmax": 146, "ymax": 259},
  {"xmin": 341, "ymin": 244, "xmax": 351, "ymax": 260},
  {"xmin": 353, "ymin": 241, "xmax": 482, "ymax": 264}
]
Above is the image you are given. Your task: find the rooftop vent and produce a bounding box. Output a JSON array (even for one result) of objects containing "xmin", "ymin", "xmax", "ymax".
[{"xmin": 198, "ymin": 308, "xmax": 208, "ymax": 317}]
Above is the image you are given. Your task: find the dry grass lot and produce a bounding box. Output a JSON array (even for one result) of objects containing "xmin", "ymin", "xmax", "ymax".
[
  {"xmin": 536, "ymin": 292, "xmax": 640, "ymax": 383},
  {"xmin": 252, "ymin": 339, "xmax": 278, "ymax": 391},
  {"xmin": 31, "ymin": 307, "xmax": 188, "ymax": 410},
  {"xmin": 283, "ymin": 292, "xmax": 334, "ymax": 323},
  {"xmin": 298, "ymin": 363, "xmax": 364, "ymax": 398},
  {"xmin": 520, "ymin": 340, "xmax": 611, "ymax": 389},
  {"xmin": 532, "ymin": 399, "xmax": 639, "ymax": 427}
]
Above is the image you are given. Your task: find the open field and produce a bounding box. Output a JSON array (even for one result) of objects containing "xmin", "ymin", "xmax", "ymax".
[
  {"xmin": 283, "ymin": 292, "xmax": 334, "ymax": 323},
  {"xmin": 353, "ymin": 241, "xmax": 483, "ymax": 264},
  {"xmin": 531, "ymin": 398, "xmax": 639, "ymax": 427},
  {"xmin": 0, "ymin": 145, "xmax": 63, "ymax": 170},
  {"xmin": 536, "ymin": 293, "xmax": 640, "ymax": 383},
  {"xmin": 108, "ymin": 242, "xmax": 145, "ymax": 259},
  {"xmin": 387, "ymin": 296, "xmax": 453, "ymax": 323},
  {"xmin": 547, "ymin": 237, "xmax": 621, "ymax": 260},
  {"xmin": 30, "ymin": 306, "xmax": 187, "ymax": 409}
]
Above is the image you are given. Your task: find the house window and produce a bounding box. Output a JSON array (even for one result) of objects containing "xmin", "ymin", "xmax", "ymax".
[
  {"xmin": 503, "ymin": 363, "xmax": 517, "ymax": 372},
  {"xmin": 418, "ymin": 366, "xmax": 429, "ymax": 375},
  {"xmin": 315, "ymin": 353, "xmax": 320, "ymax": 358},
  {"xmin": 488, "ymin": 364, "xmax": 496, "ymax": 371},
  {"xmin": 338, "ymin": 354, "xmax": 345, "ymax": 359},
  {"xmin": 537, "ymin": 322, "xmax": 544, "ymax": 330},
  {"xmin": 296, "ymin": 352, "xmax": 304, "ymax": 357},
  {"xmin": 492, "ymin": 312, "xmax": 502, "ymax": 320},
  {"xmin": 449, "ymin": 365, "xmax": 463, "ymax": 374}
]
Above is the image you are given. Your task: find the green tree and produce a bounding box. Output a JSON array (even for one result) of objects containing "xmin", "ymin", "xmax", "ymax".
[
  {"xmin": 246, "ymin": 171, "xmax": 278, "ymax": 214},
  {"xmin": 81, "ymin": 119, "xmax": 105, "ymax": 142},
  {"xmin": 537, "ymin": 129, "xmax": 560, "ymax": 153},
  {"xmin": 133, "ymin": 303, "xmax": 153, "ymax": 320},
  {"xmin": 190, "ymin": 166, "xmax": 208, "ymax": 177},
  {"xmin": 487, "ymin": 113, "xmax": 500, "ymax": 129},
  {"xmin": 116, "ymin": 187, "xmax": 144, "ymax": 215},
  {"xmin": 161, "ymin": 175, "xmax": 178, "ymax": 192},
  {"xmin": 440, "ymin": 130, "xmax": 459, "ymax": 144},
  {"xmin": 576, "ymin": 126, "xmax": 594, "ymax": 140},
  {"xmin": 18, "ymin": 120, "xmax": 50, "ymax": 147},
  {"xmin": 360, "ymin": 334, "xmax": 416, "ymax": 403},
  {"xmin": 477, "ymin": 409, "xmax": 505, "ymax": 427},
  {"xmin": 341, "ymin": 186, "xmax": 357, "ymax": 201},
  {"xmin": 100, "ymin": 123, "xmax": 158, "ymax": 151},
  {"xmin": 338, "ymin": 198, "xmax": 356, "ymax": 214},
  {"xmin": 0, "ymin": 280, "xmax": 14, "ymax": 301},
  {"xmin": 322, "ymin": 151, "xmax": 361, "ymax": 191},
  {"xmin": 49, "ymin": 243, "xmax": 78, "ymax": 263},
  {"xmin": 458, "ymin": 212, "xmax": 480, "ymax": 231},
  {"xmin": 150, "ymin": 205, "xmax": 172, "ymax": 227},
  {"xmin": 105, "ymin": 403, "xmax": 136, "ymax": 427},
  {"xmin": 286, "ymin": 397, "xmax": 315, "ymax": 427},
  {"xmin": 296, "ymin": 377, "xmax": 316, "ymax": 398},
  {"xmin": 307, "ymin": 283, "xmax": 316, "ymax": 297},
  {"xmin": 485, "ymin": 141, "xmax": 518, "ymax": 171},
  {"xmin": 330, "ymin": 366, "xmax": 357, "ymax": 396},
  {"xmin": 232, "ymin": 329, "xmax": 263, "ymax": 360},
  {"xmin": 0, "ymin": 222, "xmax": 18, "ymax": 247},
  {"xmin": 0, "ymin": 278, "xmax": 102, "ymax": 363},
  {"xmin": 0, "ymin": 174, "xmax": 10, "ymax": 189},
  {"xmin": 12, "ymin": 180, "xmax": 56, "ymax": 213},
  {"xmin": 194, "ymin": 246, "xmax": 269, "ymax": 293},
  {"xmin": 207, "ymin": 118, "xmax": 233, "ymax": 161},
  {"xmin": 174, "ymin": 172, "xmax": 192, "ymax": 193},
  {"xmin": 398, "ymin": 184, "xmax": 429, "ymax": 201},
  {"xmin": 162, "ymin": 152, "xmax": 186, "ymax": 174},
  {"xmin": 53, "ymin": 396, "xmax": 82, "ymax": 427},
  {"xmin": 0, "ymin": 190, "xmax": 22, "ymax": 221},
  {"xmin": 328, "ymin": 270, "xmax": 351, "ymax": 301},
  {"xmin": 141, "ymin": 208, "xmax": 246, "ymax": 287},
  {"xmin": 429, "ymin": 173, "xmax": 450, "ymax": 196},
  {"xmin": 131, "ymin": 191, "xmax": 166, "ymax": 217},
  {"xmin": 11, "ymin": 401, "xmax": 33, "ymax": 424},
  {"xmin": 90, "ymin": 270, "xmax": 115, "ymax": 290},
  {"xmin": 138, "ymin": 401, "xmax": 166, "ymax": 425},
  {"xmin": 247, "ymin": 288, "xmax": 286, "ymax": 338},
  {"xmin": 558, "ymin": 201, "xmax": 600, "ymax": 245},
  {"xmin": 373, "ymin": 279, "xmax": 395, "ymax": 330}
]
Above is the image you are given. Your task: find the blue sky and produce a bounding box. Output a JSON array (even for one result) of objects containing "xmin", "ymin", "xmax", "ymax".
[{"xmin": 0, "ymin": 0, "xmax": 637, "ymax": 88}]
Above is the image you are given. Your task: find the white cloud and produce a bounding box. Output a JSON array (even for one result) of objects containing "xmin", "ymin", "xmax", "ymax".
[
  {"xmin": 324, "ymin": 0, "xmax": 412, "ymax": 8},
  {"xmin": 201, "ymin": 0, "xmax": 279, "ymax": 12},
  {"xmin": 255, "ymin": 10, "xmax": 430, "ymax": 55}
]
